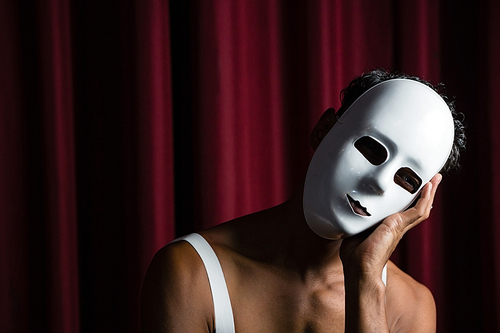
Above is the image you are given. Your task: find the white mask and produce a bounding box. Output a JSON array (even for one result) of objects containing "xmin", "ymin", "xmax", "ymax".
[{"xmin": 303, "ymin": 79, "xmax": 455, "ymax": 239}]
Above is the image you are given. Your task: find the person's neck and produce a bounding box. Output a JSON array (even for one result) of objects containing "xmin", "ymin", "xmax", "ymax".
[{"xmin": 270, "ymin": 185, "xmax": 344, "ymax": 278}]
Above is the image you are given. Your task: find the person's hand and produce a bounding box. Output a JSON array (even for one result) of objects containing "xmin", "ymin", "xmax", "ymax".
[{"xmin": 340, "ymin": 173, "xmax": 442, "ymax": 279}]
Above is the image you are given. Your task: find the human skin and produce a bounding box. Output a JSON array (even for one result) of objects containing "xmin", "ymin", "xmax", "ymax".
[{"xmin": 141, "ymin": 108, "xmax": 438, "ymax": 332}]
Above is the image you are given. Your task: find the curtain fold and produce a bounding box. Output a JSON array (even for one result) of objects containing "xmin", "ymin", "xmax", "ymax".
[
  {"xmin": 196, "ymin": 0, "xmax": 288, "ymax": 229},
  {"xmin": 37, "ymin": 1, "xmax": 79, "ymax": 331},
  {"xmin": 135, "ymin": 0, "xmax": 175, "ymax": 283},
  {"xmin": 0, "ymin": 1, "xmax": 29, "ymax": 331},
  {"xmin": 1, "ymin": 0, "xmax": 80, "ymax": 331},
  {"xmin": 2, "ymin": 0, "xmax": 500, "ymax": 331}
]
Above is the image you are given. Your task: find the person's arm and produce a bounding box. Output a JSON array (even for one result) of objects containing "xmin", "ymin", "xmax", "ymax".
[
  {"xmin": 343, "ymin": 267, "xmax": 389, "ymax": 332},
  {"xmin": 341, "ymin": 173, "xmax": 441, "ymax": 332},
  {"xmin": 141, "ymin": 241, "xmax": 213, "ymax": 333}
]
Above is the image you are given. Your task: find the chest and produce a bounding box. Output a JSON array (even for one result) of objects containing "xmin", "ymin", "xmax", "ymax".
[{"xmin": 227, "ymin": 266, "xmax": 346, "ymax": 333}]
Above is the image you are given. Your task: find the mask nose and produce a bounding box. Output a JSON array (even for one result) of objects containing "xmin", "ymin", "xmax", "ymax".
[
  {"xmin": 363, "ymin": 166, "xmax": 393, "ymax": 195},
  {"xmin": 369, "ymin": 183, "xmax": 384, "ymax": 196}
]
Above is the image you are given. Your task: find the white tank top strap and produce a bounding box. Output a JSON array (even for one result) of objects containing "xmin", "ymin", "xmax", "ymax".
[{"xmin": 174, "ymin": 233, "xmax": 235, "ymax": 333}]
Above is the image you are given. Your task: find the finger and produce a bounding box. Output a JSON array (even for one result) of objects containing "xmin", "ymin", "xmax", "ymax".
[
  {"xmin": 398, "ymin": 173, "xmax": 442, "ymax": 233},
  {"xmin": 422, "ymin": 173, "xmax": 442, "ymax": 201},
  {"xmin": 417, "ymin": 173, "xmax": 442, "ymax": 215}
]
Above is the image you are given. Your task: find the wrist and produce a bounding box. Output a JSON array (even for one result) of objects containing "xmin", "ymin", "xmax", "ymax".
[
  {"xmin": 343, "ymin": 261, "xmax": 386, "ymax": 284},
  {"xmin": 344, "ymin": 268, "xmax": 388, "ymax": 332},
  {"xmin": 344, "ymin": 269, "xmax": 386, "ymax": 297},
  {"xmin": 344, "ymin": 275, "xmax": 388, "ymax": 332}
]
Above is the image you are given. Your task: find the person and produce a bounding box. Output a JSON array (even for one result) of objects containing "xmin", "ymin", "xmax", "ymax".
[{"xmin": 141, "ymin": 69, "xmax": 466, "ymax": 332}]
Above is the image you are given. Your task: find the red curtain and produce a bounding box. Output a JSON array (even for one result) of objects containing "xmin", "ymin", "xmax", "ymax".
[{"xmin": 1, "ymin": 0, "xmax": 499, "ymax": 331}]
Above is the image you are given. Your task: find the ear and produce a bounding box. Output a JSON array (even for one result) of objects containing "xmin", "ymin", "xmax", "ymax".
[{"xmin": 310, "ymin": 108, "xmax": 337, "ymax": 150}]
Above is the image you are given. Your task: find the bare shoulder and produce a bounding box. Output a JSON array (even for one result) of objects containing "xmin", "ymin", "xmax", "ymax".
[
  {"xmin": 386, "ymin": 260, "xmax": 436, "ymax": 332},
  {"xmin": 141, "ymin": 239, "xmax": 213, "ymax": 333}
]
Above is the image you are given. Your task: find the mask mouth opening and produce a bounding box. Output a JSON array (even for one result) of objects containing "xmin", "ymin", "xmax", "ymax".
[{"xmin": 346, "ymin": 194, "xmax": 371, "ymax": 217}]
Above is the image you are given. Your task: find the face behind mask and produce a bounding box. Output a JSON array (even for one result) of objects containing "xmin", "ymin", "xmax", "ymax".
[{"xmin": 303, "ymin": 79, "xmax": 455, "ymax": 239}]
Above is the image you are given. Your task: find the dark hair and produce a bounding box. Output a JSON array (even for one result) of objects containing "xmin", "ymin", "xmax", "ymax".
[{"xmin": 338, "ymin": 68, "xmax": 466, "ymax": 173}]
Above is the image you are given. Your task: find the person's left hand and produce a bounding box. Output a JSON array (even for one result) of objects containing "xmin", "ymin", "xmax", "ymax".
[{"xmin": 340, "ymin": 173, "xmax": 442, "ymax": 279}]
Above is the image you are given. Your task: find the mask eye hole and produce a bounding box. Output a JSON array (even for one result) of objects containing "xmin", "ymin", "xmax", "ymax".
[
  {"xmin": 354, "ymin": 136, "xmax": 388, "ymax": 165},
  {"xmin": 394, "ymin": 167, "xmax": 422, "ymax": 194}
]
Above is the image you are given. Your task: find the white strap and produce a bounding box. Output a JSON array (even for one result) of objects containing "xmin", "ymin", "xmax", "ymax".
[{"xmin": 176, "ymin": 233, "xmax": 235, "ymax": 333}]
